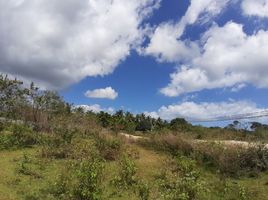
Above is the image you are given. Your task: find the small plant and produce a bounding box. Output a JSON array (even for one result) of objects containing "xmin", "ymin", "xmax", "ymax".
[
  {"xmin": 158, "ymin": 156, "xmax": 206, "ymax": 200},
  {"xmin": 74, "ymin": 157, "xmax": 104, "ymax": 200},
  {"xmin": 238, "ymin": 185, "xmax": 248, "ymax": 200},
  {"xmin": 16, "ymin": 153, "xmax": 42, "ymax": 179},
  {"xmin": 136, "ymin": 181, "xmax": 150, "ymax": 200},
  {"xmin": 49, "ymin": 172, "xmax": 73, "ymax": 200},
  {"xmin": 113, "ymin": 154, "xmax": 137, "ymax": 190}
]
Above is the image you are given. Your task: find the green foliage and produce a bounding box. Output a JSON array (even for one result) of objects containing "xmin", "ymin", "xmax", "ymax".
[
  {"xmin": 95, "ymin": 133, "xmax": 122, "ymax": 161},
  {"xmin": 16, "ymin": 153, "xmax": 42, "ymax": 179},
  {"xmin": 136, "ymin": 181, "xmax": 150, "ymax": 200},
  {"xmin": 113, "ymin": 154, "xmax": 137, "ymax": 190},
  {"xmin": 170, "ymin": 118, "xmax": 191, "ymax": 132},
  {"xmin": 0, "ymin": 124, "xmax": 38, "ymax": 150},
  {"xmin": 158, "ymin": 156, "xmax": 205, "ymax": 200},
  {"xmin": 74, "ymin": 158, "xmax": 104, "ymax": 200},
  {"xmin": 238, "ymin": 185, "xmax": 249, "ymax": 200},
  {"xmin": 0, "ymin": 74, "xmax": 26, "ymax": 119},
  {"xmin": 40, "ymin": 127, "xmax": 76, "ymax": 159},
  {"xmin": 49, "ymin": 157, "xmax": 104, "ymax": 200},
  {"xmin": 50, "ymin": 172, "xmax": 73, "ymax": 199}
]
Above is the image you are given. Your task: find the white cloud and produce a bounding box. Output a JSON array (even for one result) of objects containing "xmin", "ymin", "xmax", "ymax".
[
  {"xmin": 85, "ymin": 87, "xmax": 118, "ymax": 100},
  {"xmin": 143, "ymin": 0, "xmax": 231, "ymax": 62},
  {"xmin": 241, "ymin": 0, "xmax": 268, "ymax": 17},
  {"xmin": 231, "ymin": 83, "xmax": 246, "ymax": 92},
  {"xmin": 75, "ymin": 104, "xmax": 114, "ymax": 114},
  {"xmin": 144, "ymin": 22, "xmax": 200, "ymax": 63},
  {"xmin": 144, "ymin": 0, "xmax": 268, "ymax": 97},
  {"xmin": 144, "ymin": 111, "xmax": 159, "ymax": 119},
  {"xmin": 161, "ymin": 22, "xmax": 268, "ymax": 96},
  {"xmin": 149, "ymin": 100, "xmax": 266, "ymax": 121},
  {"xmin": 0, "ymin": 0, "xmax": 160, "ymax": 89}
]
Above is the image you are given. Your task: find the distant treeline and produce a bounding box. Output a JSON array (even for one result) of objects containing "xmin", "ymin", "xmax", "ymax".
[{"xmin": 1, "ymin": 74, "xmax": 267, "ymax": 134}]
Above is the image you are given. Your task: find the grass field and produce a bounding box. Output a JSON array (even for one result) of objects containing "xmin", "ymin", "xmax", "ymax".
[{"xmin": 1, "ymin": 136, "xmax": 268, "ymax": 200}]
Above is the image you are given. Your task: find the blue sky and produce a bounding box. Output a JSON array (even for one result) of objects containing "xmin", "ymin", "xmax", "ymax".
[{"xmin": 1, "ymin": 0, "xmax": 268, "ymax": 124}]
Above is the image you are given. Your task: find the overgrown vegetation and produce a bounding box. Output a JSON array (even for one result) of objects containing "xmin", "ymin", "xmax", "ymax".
[{"xmin": 1, "ymin": 75, "xmax": 268, "ymax": 200}]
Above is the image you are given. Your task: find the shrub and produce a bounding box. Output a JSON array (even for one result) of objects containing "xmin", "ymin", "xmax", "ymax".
[
  {"xmin": 73, "ymin": 158, "xmax": 104, "ymax": 200},
  {"xmin": 158, "ymin": 156, "xmax": 205, "ymax": 200},
  {"xmin": 194, "ymin": 143, "xmax": 268, "ymax": 177},
  {"xmin": 53, "ymin": 127, "xmax": 75, "ymax": 145},
  {"xmin": 95, "ymin": 133, "xmax": 122, "ymax": 161},
  {"xmin": 113, "ymin": 154, "xmax": 137, "ymax": 190},
  {"xmin": 136, "ymin": 181, "xmax": 150, "ymax": 200},
  {"xmin": 139, "ymin": 134, "xmax": 193, "ymax": 156},
  {"xmin": 13, "ymin": 126, "xmax": 38, "ymax": 147},
  {"xmin": 49, "ymin": 156, "xmax": 104, "ymax": 200},
  {"xmin": 0, "ymin": 133, "xmax": 15, "ymax": 150},
  {"xmin": 39, "ymin": 128, "xmax": 77, "ymax": 159},
  {"xmin": 0, "ymin": 124, "xmax": 38, "ymax": 150}
]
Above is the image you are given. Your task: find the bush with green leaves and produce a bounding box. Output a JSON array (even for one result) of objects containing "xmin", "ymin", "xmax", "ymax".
[
  {"xmin": 0, "ymin": 124, "xmax": 38, "ymax": 150},
  {"xmin": 39, "ymin": 127, "xmax": 77, "ymax": 159},
  {"xmin": 158, "ymin": 156, "xmax": 205, "ymax": 200},
  {"xmin": 73, "ymin": 157, "xmax": 104, "ymax": 200},
  {"xmin": 113, "ymin": 154, "xmax": 137, "ymax": 190},
  {"xmin": 48, "ymin": 156, "xmax": 104, "ymax": 200},
  {"xmin": 135, "ymin": 181, "xmax": 150, "ymax": 200}
]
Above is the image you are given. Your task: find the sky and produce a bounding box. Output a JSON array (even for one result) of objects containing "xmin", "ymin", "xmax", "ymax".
[{"xmin": 1, "ymin": 0, "xmax": 268, "ymax": 125}]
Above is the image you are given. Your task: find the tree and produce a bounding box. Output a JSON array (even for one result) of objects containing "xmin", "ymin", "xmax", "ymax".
[
  {"xmin": 0, "ymin": 74, "xmax": 26, "ymax": 119},
  {"xmin": 98, "ymin": 111, "xmax": 112, "ymax": 128},
  {"xmin": 135, "ymin": 114, "xmax": 152, "ymax": 132},
  {"xmin": 170, "ymin": 118, "xmax": 191, "ymax": 131}
]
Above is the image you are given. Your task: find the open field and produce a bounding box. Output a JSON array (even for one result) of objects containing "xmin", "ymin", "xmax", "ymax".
[
  {"xmin": 1, "ymin": 128, "xmax": 268, "ymax": 200},
  {"xmin": 1, "ymin": 75, "xmax": 268, "ymax": 200}
]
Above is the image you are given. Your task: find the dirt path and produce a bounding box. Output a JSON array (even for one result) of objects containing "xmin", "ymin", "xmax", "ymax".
[
  {"xmin": 195, "ymin": 139, "xmax": 268, "ymax": 149},
  {"xmin": 119, "ymin": 132, "xmax": 268, "ymax": 149},
  {"xmin": 118, "ymin": 132, "xmax": 144, "ymax": 141}
]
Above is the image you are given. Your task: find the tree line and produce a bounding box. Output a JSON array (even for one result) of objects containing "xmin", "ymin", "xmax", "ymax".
[{"xmin": 1, "ymin": 74, "xmax": 267, "ymax": 134}]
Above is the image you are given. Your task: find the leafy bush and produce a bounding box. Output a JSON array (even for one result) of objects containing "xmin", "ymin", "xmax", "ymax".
[
  {"xmin": 73, "ymin": 158, "xmax": 104, "ymax": 200},
  {"xmin": 158, "ymin": 156, "xmax": 206, "ymax": 200},
  {"xmin": 136, "ymin": 181, "xmax": 150, "ymax": 200},
  {"xmin": 48, "ymin": 156, "xmax": 104, "ymax": 200},
  {"xmin": 50, "ymin": 173, "xmax": 72, "ymax": 199},
  {"xmin": 0, "ymin": 124, "xmax": 38, "ymax": 150},
  {"xmin": 39, "ymin": 128, "xmax": 77, "ymax": 159},
  {"xmin": 113, "ymin": 154, "xmax": 137, "ymax": 190}
]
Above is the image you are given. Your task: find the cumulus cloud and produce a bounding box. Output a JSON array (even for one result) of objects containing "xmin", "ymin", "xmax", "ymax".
[
  {"xmin": 143, "ymin": 0, "xmax": 231, "ymax": 62},
  {"xmin": 161, "ymin": 22, "xmax": 268, "ymax": 96},
  {"xmin": 85, "ymin": 87, "xmax": 118, "ymax": 100},
  {"xmin": 75, "ymin": 104, "xmax": 114, "ymax": 114},
  {"xmin": 0, "ymin": 0, "xmax": 160, "ymax": 89},
  {"xmin": 143, "ymin": 0, "xmax": 268, "ymax": 97},
  {"xmin": 146, "ymin": 100, "xmax": 266, "ymax": 121},
  {"xmin": 144, "ymin": 22, "xmax": 200, "ymax": 63},
  {"xmin": 241, "ymin": 0, "xmax": 268, "ymax": 17}
]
